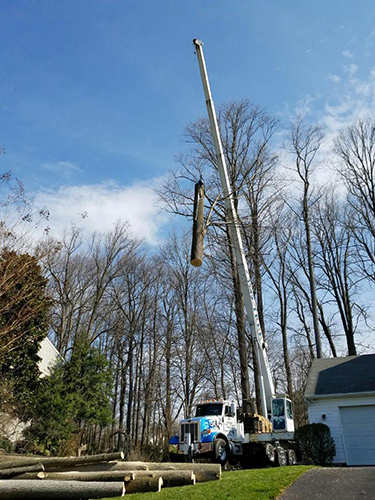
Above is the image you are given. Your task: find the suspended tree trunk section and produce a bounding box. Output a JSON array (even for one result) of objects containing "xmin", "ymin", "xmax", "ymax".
[{"xmin": 191, "ymin": 181, "xmax": 205, "ymax": 267}]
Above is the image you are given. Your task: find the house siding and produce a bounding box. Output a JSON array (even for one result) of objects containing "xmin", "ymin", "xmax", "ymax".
[
  {"xmin": 38, "ymin": 337, "xmax": 63, "ymax": 377},
  {"xmin": 307, "ymin": 395, "xmax": 375, "ymax": 464}
]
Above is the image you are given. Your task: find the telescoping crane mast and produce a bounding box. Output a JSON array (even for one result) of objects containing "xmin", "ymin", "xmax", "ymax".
[{"xmin": 193, "ymin": 39, "xmax": 274, "ymax": 418}]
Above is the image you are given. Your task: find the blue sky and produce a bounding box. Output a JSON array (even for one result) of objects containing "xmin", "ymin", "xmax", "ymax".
[{"xmin": 1, "ymin": 0, "xmax": 375, "ymax": 242}]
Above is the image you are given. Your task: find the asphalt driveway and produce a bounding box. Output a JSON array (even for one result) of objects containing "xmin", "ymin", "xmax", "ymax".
[{"xmin": 278, "ymin": 467, "xmax": 375, "ymax": 499}]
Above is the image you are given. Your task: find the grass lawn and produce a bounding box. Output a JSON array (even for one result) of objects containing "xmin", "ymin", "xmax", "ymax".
[{"xmin": 100, "ymin": 465, "xmax": 313, "ymax": 500}]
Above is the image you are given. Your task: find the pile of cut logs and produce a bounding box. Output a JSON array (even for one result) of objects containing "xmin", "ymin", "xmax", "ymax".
[
  {"xmin": 243, "ymin": 413, "xmax": 273, "ymax": 434},
  {"xmin": 0, "ymin": 452, "xmax": 221, "ymax": 499}
]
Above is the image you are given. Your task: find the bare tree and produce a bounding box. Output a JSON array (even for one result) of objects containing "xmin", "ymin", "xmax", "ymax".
[
  {"xmin": 158, "ymin": 100, "xmax": 279, "ymax": 413},
  {"xmin": 263, "ymin": 203, "xmax": 293, "ymax": 396},
  {"xmin": 163, "ymin": 233, "xmax": 207, "ymax": 418},
  {"xmin": 286, "ymin": 117, "xmax": 325, "ymax": 358},
  {"xmin": 288, "ymin": 224, "xmax": 337, "ymax": 357},
  {"xmin": 312, "ymin": 189, "xmax": 363, "ymax": 355},
  {"xmin": 44, "ymin": 221, "xmax": 136, "ymax": 354},
  {"xmin": 335, "ymin": 118, "xmax": 375, "ymax": 284}
]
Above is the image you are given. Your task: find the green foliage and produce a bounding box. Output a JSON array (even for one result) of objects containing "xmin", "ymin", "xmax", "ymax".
[
  {"xmin": 26, "ymin": 338, "xmax": 113, "ymax": 455},
  {"xmin": 295, "ymin": 423, "xmax": 336, "ymax": 465},
  {"xmin": 0, "ymin": 437, "xmax": 14, "ymax": 453},
  {"xmin": 65, "ymin": 337, "xmax": 113, "ymax": 427},
  {"xmin": 100, "ymin": 467, "xmax": 314, "ymax": 500},
  {"xmin": 0, "ymin": 249, "xmax": 51, "ymax": 420}
]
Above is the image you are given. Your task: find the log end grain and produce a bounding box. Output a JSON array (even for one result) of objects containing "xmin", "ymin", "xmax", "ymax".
[{"xmin": 125, "ymin": 476, "xmax": 163, "ymax": 494}]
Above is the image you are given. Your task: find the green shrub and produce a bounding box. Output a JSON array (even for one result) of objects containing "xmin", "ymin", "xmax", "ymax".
[
  {"xmin": 0, "ymin": 437, "xmax": 14, "ymax": 453},
  {"xmin": 295, "ymin": 423, "xmax": 336, "ymax": 465}
]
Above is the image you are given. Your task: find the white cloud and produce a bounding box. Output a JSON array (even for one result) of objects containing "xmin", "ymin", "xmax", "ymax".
[
  {"xmin": 342, "ymin": 50, "xmax": 354, "ymax": 59},
  {"xmin": 328, "ymin": 74, "xmax": 341, "ymax": 83},
  {"xmin": 35, "ymin": 178, "xmax": 170, "ymax": 244},
  {"xmin": 322, "ymin": 65, "xmax": 375, "ymax": 134},
  {"xmin": 344, "ymin": 63, "xmax": 359, "ymax": 75},
  {"xmin": 294, "ymin": 94, "xmax": 319, "ymax": 116},
  {"xmin": 41, "ymin": 161, "xmax": 83, "ymax": 177}
]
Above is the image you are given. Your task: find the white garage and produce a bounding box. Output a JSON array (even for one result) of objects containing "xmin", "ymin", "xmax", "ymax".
[
  {"xmin": 305, "ymin": 355, "xmax": 375, "ymax": 465},
  {"xmin": 340, "ymin": 405, "xmax": 375, "ymax": 465}
]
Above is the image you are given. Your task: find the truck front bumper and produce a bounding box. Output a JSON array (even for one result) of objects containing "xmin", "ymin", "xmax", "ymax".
[{"xmin": 169, "ymin": 442, "xmax": 213, "ymax": 456}]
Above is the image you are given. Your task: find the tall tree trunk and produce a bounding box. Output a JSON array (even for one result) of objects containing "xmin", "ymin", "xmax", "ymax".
[
  {"xmin": 303, "ymin": 194, "xmax": 322, "ymax": 358},
  {"xmin": 226, "ymin": 224, "xmax": 253, "ymax": 414}
]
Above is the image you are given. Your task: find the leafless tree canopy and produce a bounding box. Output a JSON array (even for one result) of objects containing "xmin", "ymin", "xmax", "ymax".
[{"xmin": 2, "ymin": 113, "xmax": 375, "ymax": 456}]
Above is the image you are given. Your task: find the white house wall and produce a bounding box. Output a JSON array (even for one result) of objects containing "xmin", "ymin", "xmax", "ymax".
[
  {"xmin": 38, "ymin": 337, "xmax": 63, "ymax": 377},
  {"xmin": 307, "ymin": 395, "xmax": 375, "ymax": 464}
]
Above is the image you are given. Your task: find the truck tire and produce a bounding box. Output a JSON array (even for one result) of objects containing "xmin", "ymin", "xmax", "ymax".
[
  {"xmin": 275, "ymin": 447, "xmax": 287, "ymax": 467},
  {"xmin": 265, "ymin": 443, "xmax": 275, "ymax": 465},
  {"xmin": 213, "ymin": 438, "xmax": 228, "ymax": 466},
  {"xmin": 287, "ymin": 449, "xmax": 297, "ymax": 465}
]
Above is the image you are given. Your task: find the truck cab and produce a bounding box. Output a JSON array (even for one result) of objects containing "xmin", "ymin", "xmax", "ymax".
[
  {"xmin": 174, "ymin": 400, "xmax": 244, "ymax": 464},
  {"xmin": 271, "ymin": 397, "xmax": 294, "ymax": 433}
]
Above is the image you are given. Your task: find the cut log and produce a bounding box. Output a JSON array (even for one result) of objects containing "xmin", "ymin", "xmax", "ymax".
[
  {"xmin": 0, "ymin": 480, "xmax": 125, "ymax": 499},
  {"xmin": 0, "ymin": 463, "xmax": 45, "ymax": 478},
  {"xmin": 42, "ymin": 470, "xmax": 134, "ymax": 481},
  {"xmin": 60, "ymin": 461, "xmax": 149, "ymax": 472},
  {"xmin": 125, "ymin": 476, "xmax": 163, "ymax": 494},
  {"xmin": 136, "ymin": 462, "xmax": 221, "ymax": 482},
  {"xmin": 11, "ymin": 472, "xmax": 46, "ymax": 480},
  {"xmin": 129, "ymin": 470, "xmax": 156, "ymax": 478},
  {"xmin": 0, "ymin": 452, "xmax": 124, "ymax": 471},
  {"xmin": 133, "ymin": 470, "xmax": 195, "ymax": 487},
  {"xmin": 66, "ymin": 461, "xmax": 221, "ymax": 481}
]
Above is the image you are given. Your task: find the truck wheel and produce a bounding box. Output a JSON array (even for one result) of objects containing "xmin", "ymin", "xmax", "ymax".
[
  {"xmin": 287, "ymin": 449, "xmax": 297, "ymax": 465},
  {"xmin": 213, "ymin": 438, "xmax": 228, "ymax": 466},
  {"xmin": 265, "ymin": 443, "xmax": 275, "ymax": 465},
  {"xmin": 275, "ymin": 447, "xmax": 287, "ymax": 467}
]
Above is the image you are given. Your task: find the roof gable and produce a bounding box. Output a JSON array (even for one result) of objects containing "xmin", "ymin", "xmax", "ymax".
[{"xmin": 305, "ymin": 354, "xmax": 375, "ymax": 398}]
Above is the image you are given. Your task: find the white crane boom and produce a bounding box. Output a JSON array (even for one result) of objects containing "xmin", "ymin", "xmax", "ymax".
[{"xmin": 193, "ymin": 39, "xmax": 275, "ymax": 416}]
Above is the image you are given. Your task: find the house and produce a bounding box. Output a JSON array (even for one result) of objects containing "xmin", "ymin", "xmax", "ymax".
[
  {"xmin": 304, "ymin": 354, "xmax": 375, "ymax": 466},
  {"xmin": 38, "ymin": 337, "xmax": 64, "ymax": 376}
]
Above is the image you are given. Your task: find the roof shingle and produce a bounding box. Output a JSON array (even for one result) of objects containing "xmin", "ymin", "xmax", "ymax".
[{"xmin": 305, "ymin": 354, "xmax": 375, "ymax": 398}]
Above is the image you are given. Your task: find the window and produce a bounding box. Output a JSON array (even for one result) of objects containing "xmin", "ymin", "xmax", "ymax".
[
  {"xmin": 272, "ymin": 399, "xmax": 285, "ymax": 418},
  {"xmin": 195, "ymin": 403, "xmax": 223, "ymax": 417},
  {"xmin": 286, "ymin": 400, "xmax": 293, "ymax": 419},
  {"xmin": 225, "ymin": 405, "xmax": 232, "ymax": 415}
]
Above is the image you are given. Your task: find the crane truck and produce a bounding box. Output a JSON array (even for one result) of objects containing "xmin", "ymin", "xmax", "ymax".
[{"xmin": 169, "ymin": 40, "xmax": 298, "ymax": 468}]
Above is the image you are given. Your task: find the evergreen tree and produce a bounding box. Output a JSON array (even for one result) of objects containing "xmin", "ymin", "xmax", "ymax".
[
  {"xmin": 27, "ymin": 338, "xmax": 112, "ymax": 455},
  {"xmin": 0, "ymin": 249, "xmax": 51, "ymax": 419}
]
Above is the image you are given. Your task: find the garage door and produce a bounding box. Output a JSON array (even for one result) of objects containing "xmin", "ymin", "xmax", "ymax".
[{"xmin": 340, "ymin": 405, "xmax": 375, "ymax": 465}]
